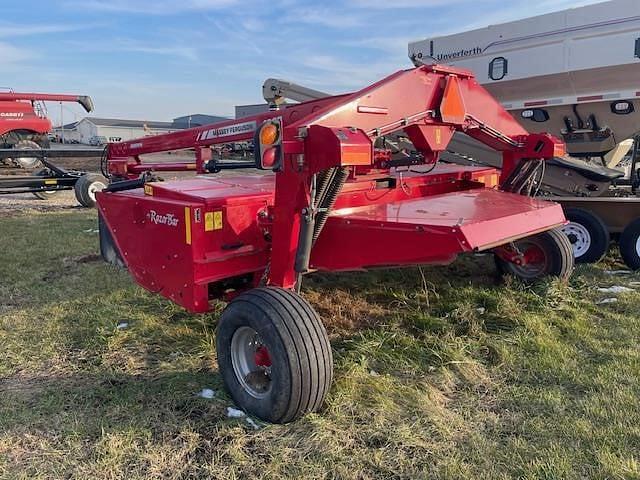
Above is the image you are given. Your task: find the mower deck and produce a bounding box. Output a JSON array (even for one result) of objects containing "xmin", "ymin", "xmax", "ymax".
[
  {"xmin": 99, "ymin": 165, "xmax": 565, "ymax": 311},
  {"xmin": 311, "ymin": 188, "xmax": 565, "ymax": 271}
]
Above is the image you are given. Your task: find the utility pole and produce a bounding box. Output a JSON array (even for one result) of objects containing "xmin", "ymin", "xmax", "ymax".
[{"xmin": 60, "ymin": 102, "xmax": 65, "ymax": 144}]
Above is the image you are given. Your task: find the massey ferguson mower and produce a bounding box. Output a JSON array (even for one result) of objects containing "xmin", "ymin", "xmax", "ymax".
[
  {"xmin": 97, "ymin": 64, "xmax": 573, "ymax": 423},
  {"xmin": 0, "ymin": 91, "xmax": 105, "ymax": 206}
]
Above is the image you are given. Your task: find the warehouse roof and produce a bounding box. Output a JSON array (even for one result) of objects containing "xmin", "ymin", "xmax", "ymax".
[
  {"xmin": 84, "ymin": 117, "xmax": 175, "ymax": 129},
  {"xmin": 57, "ymin": 121, "xmax": 79, "ymax": 130},
  {"xmin": 172, "ymin": 114, "xmax": 229, "ymax": 127}
]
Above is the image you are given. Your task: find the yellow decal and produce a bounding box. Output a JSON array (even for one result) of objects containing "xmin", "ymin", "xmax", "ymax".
[
  {"xmin": 144, "ymin": 184, "xmax": 153, "ymax": 196},
  {"xmin": 435, "ymin": 127, "xmax": 442, "ymax": 145},
  {"xmin": 214, "ymin": 211, "xmax": 223, "ymax": 230},
  {"xmin": 186, "ymin": 164, "xmax": 197, "ymax": 170},
  {"xmin": 205, "ymin": 211, "xmax": 223, "ymax": 231},
  {"xmin": 184, "ymin": 207, "xmax": 192, "ymax": 245},
  {"xmin": 44, "ymin": 179, "xmax": 57, "ymax": 185}
]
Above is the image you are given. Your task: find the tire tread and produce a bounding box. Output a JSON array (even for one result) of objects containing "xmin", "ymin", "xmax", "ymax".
[{"xmin": 221, "ymin": 287, "xmax": 332, "ymax": 423}]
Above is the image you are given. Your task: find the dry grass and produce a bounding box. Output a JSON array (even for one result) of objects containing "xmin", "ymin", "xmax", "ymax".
[{"xmin": 1, "ymin": 209, "xmax": 640, "ymax": 479}]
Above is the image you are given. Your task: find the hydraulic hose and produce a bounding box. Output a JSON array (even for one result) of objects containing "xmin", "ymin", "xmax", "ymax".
[
  {"xmin": 313, "ymin": 167, "xmax": 349, "ymax": 243},
  {"xmin": 293, "ymin": 166, "xmax": 349, "ymax": 276},
  {"xmin": 315, "ymin": 167, "xmax": 337, "ymax": 206}
]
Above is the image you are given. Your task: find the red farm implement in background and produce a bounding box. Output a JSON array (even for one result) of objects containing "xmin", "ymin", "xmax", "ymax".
[
  {"xmin": 0, "ymin": 91, "xmax": 106, "ymax": 206},
  {"xmin": 97, "ymin": 64, "xmax": 573, "ymax": 423},
  {"xmin": 0, "ymin": 91, "xmax": 93, "ymax": 168}
]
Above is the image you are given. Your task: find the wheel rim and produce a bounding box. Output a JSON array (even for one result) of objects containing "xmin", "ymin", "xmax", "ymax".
[
  {"xmin": 230, "ymin": 326, "xmax": 272, "ymax": 399},
  {"xmin": 635, "ymin": 236, "xmax": 640, "ymax": 258},
  {"xmin": 12, "ymin": 140, "xmax": 42, "ymax": 169},
  {"xmin": 561, "ymin": 222, "xmax": 591, "ymax": 259},
  {"xmin": 87, "ymin": 181, "xmax": 106, "ymax": 202},
  {"xmin": 34, "ymin": 169, "xmax": 58, "ymax": 196},
  {"xmin": 506, "ymin": 240, "xmax": 549, "ymax": 279}
]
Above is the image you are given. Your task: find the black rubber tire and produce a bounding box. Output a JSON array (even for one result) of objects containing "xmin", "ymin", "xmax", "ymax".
[
  {"xmin": 496, "ymin": 228, "xmax": 574, "ymax": 281},
  {"xmin": 619, "ymin": 217, "xmax": 640, "ymax": 270},
  {"xmin": 74, "ymin": 173, "xmax": 107, "ymax": 208},
  {"xmin": 216, "ymin": 287, "xmax": 333, "ymax": 423},
  {"xmin": 32, "ymin": 169, "xmax": 59, "ymax": 200},
  {"xmin": 34, "ymin": 135, "xmax": 50, "ymax": 150},
  {"xmin": 98, "ymin": 212, "xmax": 125, "ymax": 268},
  {"xmin": 11, "ymin": 139, "xmax": 43, "ymax": 169},
  {"xmin": 561, "ymin": 207, "xmax": 610, "ymax": 264}
]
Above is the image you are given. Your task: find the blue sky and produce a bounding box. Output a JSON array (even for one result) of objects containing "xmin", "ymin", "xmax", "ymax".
[{"xmin": 1, "ymin": 0, "xmax": 602, "ymax": 124}]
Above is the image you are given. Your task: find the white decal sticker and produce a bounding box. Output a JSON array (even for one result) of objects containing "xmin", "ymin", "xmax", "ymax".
[
  {"xmin": 147, "ymin": 210, "xmax": 179, "ymax": 227},
  {"xmin": 201, "ymin": 120, "xmax": 256, "ymax": 140}
]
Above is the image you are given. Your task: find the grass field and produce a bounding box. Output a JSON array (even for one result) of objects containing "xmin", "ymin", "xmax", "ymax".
[{"xmin": 1, "ymin": 208, "xmax": 639, "ymax": 479}]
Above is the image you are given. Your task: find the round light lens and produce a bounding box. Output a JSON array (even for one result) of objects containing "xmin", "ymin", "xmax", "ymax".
[
  {"xmin": 262, "ymin": 147, "xmax": 277, "ymax": 168},
  {"xmin": 260, "ymin": 123, "xmax": 279, "ymax": 145}
]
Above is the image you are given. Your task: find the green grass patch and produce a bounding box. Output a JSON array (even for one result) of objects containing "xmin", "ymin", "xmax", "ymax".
[{"xmin": 1, "ymin": 210, "xmax": 639, "ymax": 479}]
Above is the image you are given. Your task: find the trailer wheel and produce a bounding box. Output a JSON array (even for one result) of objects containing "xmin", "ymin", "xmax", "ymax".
[
  {"xmin": 216, "ymin": 287, "xmax": 333, "ymax": 423},
  {"xmin": 496, "ymin": 228, "xmax": 574, "ymax": 281},
  {"xmin": 32, "ymin": 169, "xmax": 59, "ymax": 200},
  {"xmin": 74, "ymin": 173, "xmax": 107, "ymax": 208},
  {"xmin": 560, "ymin": 207, "xmax": 610, "ymax": 263},
  {"xmin": 619, "ymin": 218, "xmax": 640, "ymax": 270}
]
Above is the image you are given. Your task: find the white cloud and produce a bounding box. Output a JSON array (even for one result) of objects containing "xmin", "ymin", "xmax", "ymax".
[
  {"xmin": 342, "ymin": 35, "xmax": 416, "ymax": 55},
  {"xmin": 68, "ymin": 0, "xmax": 239, "ymax": 14},
  {"xmin": 0, "ymin": 42, "xmax": 34, "ymax": 64},
  {"xmin": 286, "ymin": 7, "xmax": 364, "ymax": 28},
  {"xmin": 63, "ymin": 39, "xmax": 199, "ymax": 61},
  {"xmin": 120, "ymin": 45, "xmax": 199, "ymax": 61},
  {"xmin": 297, "ymin": 54, "xmax": 403, "ymax": 90},
  {"xmin": 0, "ymin": 23, "xmax": 93, "ymax": 38},
  {"xmin": 350, "ymin": 0, "xmax": 469, "ymax": 8}
]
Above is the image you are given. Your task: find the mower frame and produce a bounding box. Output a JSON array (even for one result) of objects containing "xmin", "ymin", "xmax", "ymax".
[{"xmin": 97, "ymin": 65, "xmax": 574, "ymax": 422}]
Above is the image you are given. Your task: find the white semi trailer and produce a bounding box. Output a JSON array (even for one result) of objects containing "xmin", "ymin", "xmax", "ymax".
[{"xmin": 408, "ymin": 0, "xmax": 640, "ymax": 159}]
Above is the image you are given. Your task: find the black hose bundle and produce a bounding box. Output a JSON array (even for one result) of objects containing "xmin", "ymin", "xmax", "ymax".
[
  {"xmin": 294, "ymin": 166, "xmax": 349, "ymax": 276},
  {"xmin": 313, "ymin": 167, "xmax": 349, "ymax": 243}
]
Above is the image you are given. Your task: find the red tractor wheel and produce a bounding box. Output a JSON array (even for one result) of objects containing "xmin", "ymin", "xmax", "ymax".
[
  {"xmin": 216, "ymin": 287, "xmax": 333, "ymax": 423},
  {"xmin": 495, "ymin": 228, "xmax": 574, "ymax": 281}
]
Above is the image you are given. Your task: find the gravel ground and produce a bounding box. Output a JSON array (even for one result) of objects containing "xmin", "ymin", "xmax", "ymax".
[
  {"xmin": 0, "ymin": 190, "xmax": 83, "ymax": 217},
  {"xmin": 0, "ymin": 152, "xmax": 199, "ymax": 217},
  {"xmin": 0, "ymin": 155, "xmax": 102, "ymax": 217}
]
